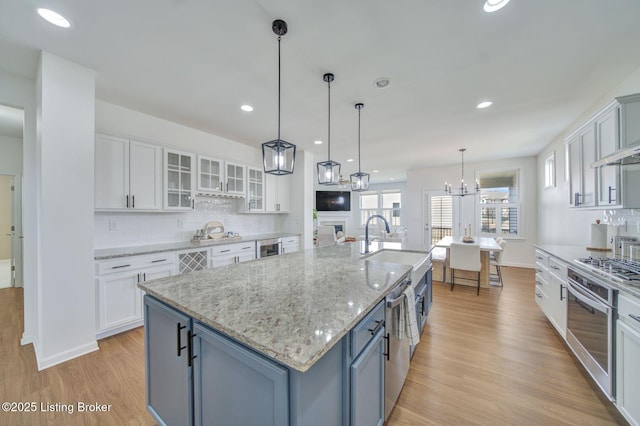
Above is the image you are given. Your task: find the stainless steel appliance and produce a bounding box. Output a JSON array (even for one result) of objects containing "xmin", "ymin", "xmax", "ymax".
[
  {"xmin": 566, "ymin": 265, "xmax": 617, "ymax": 399},
  {"xmin": 613, "ymin": 236, "xmax": 637, "ymax": 259},
  {"xmin": 384, "ymin": 274, "xmax": 412, "ymax": 420},
  {"xmin": 256, "ymin": 238, "xmax": 281, "ymax": 258},
  {"xmin": 576, "ymin": 256, "xmax": 640, "ymax": 285}
]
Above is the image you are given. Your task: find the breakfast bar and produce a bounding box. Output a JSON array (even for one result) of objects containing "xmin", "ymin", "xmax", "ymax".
[{"xmin": 434, "ymin": 236, "xmax": 502, "ymax": 288}]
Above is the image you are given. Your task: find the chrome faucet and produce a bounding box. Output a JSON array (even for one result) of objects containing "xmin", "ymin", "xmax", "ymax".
[{"xmin": 364, "ymin": 215, "xmax": 390, "ymax": 254}]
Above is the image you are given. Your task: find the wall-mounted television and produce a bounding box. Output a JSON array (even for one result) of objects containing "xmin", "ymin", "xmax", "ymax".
[{"xmin": 315, "ymin": 191, "xmax": 351, "ymax": 211}]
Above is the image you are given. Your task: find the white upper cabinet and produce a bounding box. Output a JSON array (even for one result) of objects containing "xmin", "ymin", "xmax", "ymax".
[
  {"xmin": 197, "ymin": 155, "xmax": 224, "ymax": 194},
  {"xmin": 265, "ymin": 174, "xmax": 291, "ymax": 213},
  {"xmin": 226, "ymin": 162, "xmax": 246, "ymax": 196},
  {"xmin": 596, "ymin": 105, "xmax": 621, "ymax": 206},
  {"xmin": 246, "ymin": 167, "xmax": 265, "ymax": 212},
  {"xmin": 95, "ymin": 133, "xmax": 162, "ymax": 211},
  {"xmin": 567, "ymin": 124, "xmax": 596, "ymax": 208},
  {"xmin": 164, "ymin": 149, "xmax": 195, "ymax": 210}
]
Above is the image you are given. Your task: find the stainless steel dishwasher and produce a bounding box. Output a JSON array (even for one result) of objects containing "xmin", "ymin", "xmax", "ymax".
[{"xmin": 384, "ymin": 273, "xmax": 412, "ymax": 420}]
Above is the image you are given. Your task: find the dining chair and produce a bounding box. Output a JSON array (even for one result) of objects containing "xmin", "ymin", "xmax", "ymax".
[
  {"xmin": 490, "ymin": 239, "xmax": 507, "ymax": 286},
  {"xmin": 449, "ymin": 242, "xmax": 482, "ymax": 295},
  {"xmin": 316, "ymin": 225, "xmax": 337, "ymax": 247}
]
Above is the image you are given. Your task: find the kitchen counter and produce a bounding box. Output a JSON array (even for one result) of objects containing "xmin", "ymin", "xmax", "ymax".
[
  {"xmin": 94, "ymin": 232, "xmax": 300, "ymax": 260},
  {"xmin": 138, "ymin": 243, "xmax": 421, "ymax": 372},
  {"xmin": 535, "ymin": 244, "xmax": 640, "ymax": 299}
]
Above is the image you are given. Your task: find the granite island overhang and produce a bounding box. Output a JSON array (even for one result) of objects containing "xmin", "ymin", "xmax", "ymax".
[{"xmin": 138, "ymin": 243, "xmax": 416, "ymax": 372}]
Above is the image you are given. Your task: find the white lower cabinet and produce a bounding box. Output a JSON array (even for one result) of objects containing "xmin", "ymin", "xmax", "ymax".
[
  {"xmin": 210, "ymin": 242, "xmax": 255, "ymax": 268},
  {"xmin": 95, "ymin": 254, "xmax": 175, "ymax": 339},
  {"xmin": 534, "ymin": 249, "xmax": 567, "ymax": 338},
  {"xmin": 281, "ymin": 235, "xmax": 300, "ymax": 254},
  {"xmin": 617, "ymin": 293, "xmax": 640, "ymax": 426}
]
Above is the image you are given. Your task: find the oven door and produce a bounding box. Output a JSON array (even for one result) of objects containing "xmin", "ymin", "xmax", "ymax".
[{"xmin": 566, "ymin": 280, "xmax": 613, "ymax": 398}]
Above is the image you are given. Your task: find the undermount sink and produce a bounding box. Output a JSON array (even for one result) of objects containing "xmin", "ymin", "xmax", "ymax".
[{"xmin": 363, "ymin": 250, "xmax": 430, "ymax": 287}]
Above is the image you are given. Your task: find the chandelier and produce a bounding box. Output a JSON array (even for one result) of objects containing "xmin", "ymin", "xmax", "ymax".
[{"xmin": 445, "ymin": 148, "xmax": 479, "ymax": 196}]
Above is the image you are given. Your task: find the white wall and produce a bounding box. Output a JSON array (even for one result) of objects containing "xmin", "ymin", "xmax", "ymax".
[
  {"xmin": 282, "ymin": 150, "xmax": 315, "ymax": 249},
  {"xmin": 36, "ymin": 53, "xmax": 97, "ymax": 369},
  {"xmin": 407, "ymin": 156, "xmax": 538, "ymax": 268},
  {"xmin": 0, "ymin": 69, "xmax": 37, "ymax": 347},
  {"xmin": 94, "ymin": 101, "xmax": 291, "ymax": 248},
  {"xmin": 537, "ymin": 65, "xmax": 640, "ymax": 246}
]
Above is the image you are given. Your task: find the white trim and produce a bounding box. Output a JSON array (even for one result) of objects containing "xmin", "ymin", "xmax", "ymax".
[
  {"xmin": 36, "ymin": 340, "xmax": 99, "ymax": 371},
  {"xmin": 96, "ymin": 321, "xmax": 143, "ymax": 340}
]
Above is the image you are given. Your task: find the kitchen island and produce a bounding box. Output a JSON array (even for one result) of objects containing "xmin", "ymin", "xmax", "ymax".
[{"xmin": 138, "ymin": 242, "xmax": 430, "ymax": 426}]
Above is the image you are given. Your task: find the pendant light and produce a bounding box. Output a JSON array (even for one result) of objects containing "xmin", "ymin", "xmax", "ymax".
[
  {"xmin": 350, "ymin": 103, "xmax": 369, "ymax": 191},
  {"xmin": 444, "ymin": 148, "xmax": 480, "ymax": 196},
  {"xmin": 317, "ymin": 73, "xmax": 341, "ymax": 185},
  {"xmin": 262, "ymin": 19, "xmax": 296, "ymax": 175}
]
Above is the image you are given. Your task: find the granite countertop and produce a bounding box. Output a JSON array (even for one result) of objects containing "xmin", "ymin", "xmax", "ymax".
[
  {"xmin": 535, "ymin": 244, "xmax": 640, "ymax": 299},
  {"xmin": 138, "ymin": 243, "xmax": 419, "ymax": 372},
  {"xmin": 94, "ymin": 232, "xmax": 301, "ymax": 260}
]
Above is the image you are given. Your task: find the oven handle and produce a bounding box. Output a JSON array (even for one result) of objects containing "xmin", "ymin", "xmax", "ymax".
[{"xmin": 567, "ymin": 280, "xmax": 609, "ymax": 314}]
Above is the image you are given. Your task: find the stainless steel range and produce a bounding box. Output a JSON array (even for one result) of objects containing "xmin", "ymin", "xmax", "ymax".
[
  {"xmin": 567, "ymin": 257, "xmax": 629, "ymax": 400},
  {"xmin": 575, "ymin": 256, "xmax": 640, "ymax": 285}
]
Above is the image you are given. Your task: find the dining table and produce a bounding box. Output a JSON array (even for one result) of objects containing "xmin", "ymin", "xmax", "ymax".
[{"xmin": 434, "ymin": 236, "xmax": 503, "ymax": 288}]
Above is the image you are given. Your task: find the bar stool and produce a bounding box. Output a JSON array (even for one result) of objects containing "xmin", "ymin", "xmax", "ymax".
[
  {"xmin": 490, "ymin": 239, "xmax": 507, "ymax": 286},
  {"xmin": 449, "ymin": 242, "xmax": 482, "ymax": 295}
]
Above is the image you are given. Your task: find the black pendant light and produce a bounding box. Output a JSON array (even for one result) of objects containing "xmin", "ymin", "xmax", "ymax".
[
  {"xmin": 317, "ymin": 73, "xmax": 341, "ymax": 185},
  {"xmin": 444, "ymin": 148, "xmax": 480, "ymax": 196},
  {"xmin": 350, "ymin": 103, "xmax": 370, "ymax": 192},
  {"xmin": 262, "ymin": 19, "xmax": 296, "ymax": 175}
]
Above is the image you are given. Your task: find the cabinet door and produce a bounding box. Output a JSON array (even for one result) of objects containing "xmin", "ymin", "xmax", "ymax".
[
  {"xmin": 596, "ymin": 108, "xmax": 621, "ymax": 206},
  {"xmin": 198, "ymin": 155, "xmax": 224, "ymax": 193},
  {"xmin": 350, "ymin": 328, "xmax": 385, "ymax": 426},
  {"xmin": 95, "ymin": 134, "xmax": 129, "ymax": 209},
  {"xmin": 236, "ymin": 251, "xmax": 255, "ymax": 264},
  {"xmin": 226, "ymin": 162, "xmax": 245, "ymax": 195},
  {"xmin": 276, "ymin": 174, "xmax": 291, "ymax": 213},
  {"xmin": 210, "ymin": 253, "xmax": 237, "ymax": 268},
  {"xmin": 568, "ymin": 137, "xmax": 581, "ymax": 207},
  {"xmin": 164, "ymin": 149, "xmax": 195, "ymax": 210},
  {"xmin": 548, "ymin": 274, "xmax": 567, "ymax": 339},
  {"xmin": 616, "ymin": 320, "xmax": 640, "ymax": 426},
  {"xmin": 144, "ymin": 296, "xmax": 193, "ymax": 426},
  {"xmin": 580, "ymin": 125, "xmax": 596, "ymax": 207},
  {"xmin": 247, "ymin": 167, "xmax": 265, "ymax": 212},
  {"xmin": 130, "ymin": 140, "xmax": 162, "ymax": 210},
  {"xmin": 96, "ymin": 271, "xmax": 142, "ymax": 332},
  {"xmin": 193, "ymin": 323, "xmax": 288, "ymax": 426}
]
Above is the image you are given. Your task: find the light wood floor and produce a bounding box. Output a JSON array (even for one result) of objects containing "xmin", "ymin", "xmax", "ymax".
[{"xmin": 0, "ymin": 267, "xmax": 627, "ymax": 425}]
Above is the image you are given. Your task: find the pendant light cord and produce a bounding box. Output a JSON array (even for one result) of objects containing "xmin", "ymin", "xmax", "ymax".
[
  {"xmin": 357, "ymin": 107, "xmax": 362, "ymax": 173},
  {"xmin": 327, "ymin": 79, "xmax": 331, "ymax": 161},
  {"xmin": 277, "ymin": 36, "xmax": 281, "ymax": 142}
]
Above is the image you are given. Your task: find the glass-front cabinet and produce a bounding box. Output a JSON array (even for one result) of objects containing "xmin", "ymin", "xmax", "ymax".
[
  {"xmin": 247, "ymin": 167, "xmax": 265, "ymax": 212},
  {"xmin": 164, "ymin": 149, "xmax": 195, "ymax": 210},
  {"xmin": 198, "ymin": 155, "xmax": 224, "ymax": 193},
  {"xmin": 226, "ymin": 162, "xmax": 245, "ymax": 196}
]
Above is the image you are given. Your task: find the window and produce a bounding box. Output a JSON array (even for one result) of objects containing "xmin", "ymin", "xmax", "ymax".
[
  {"xmin": 479, "ymin": 169, "xmax": 521, "ymax": 237},
  {"xmin": 544, "ymin": 152, "xmax": 555, "ymax": 188},
  {"xmin": 359, "ymin": 189, "xmax": 402, "ymax": 227}
]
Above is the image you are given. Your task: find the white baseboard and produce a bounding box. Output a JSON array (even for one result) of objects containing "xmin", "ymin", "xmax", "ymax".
[
  {"xmin": 20, "ymin": 332, "xmax": 34, "ymax": 346},
  {"xmin": 36, "ymin": 340, "xmax": 99, "ymax": 371},
  {"xmin": 96, "ymin": 319, "xmax": 143, "ymax": 340},
  {"xmin": 502, "ymin": 262, "xmax": 535, "ymax": 269}
]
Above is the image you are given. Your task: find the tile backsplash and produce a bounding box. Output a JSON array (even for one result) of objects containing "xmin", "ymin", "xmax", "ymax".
[
  {"xmin": 95, "ymin": 198, "xmax": 284, "ymax": 249},
  {"xmin": 603, "ymin": 208, "xmax": 640, "ymax": 240}
]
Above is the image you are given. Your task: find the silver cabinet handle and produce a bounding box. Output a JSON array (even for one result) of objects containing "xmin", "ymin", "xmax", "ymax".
[
  {"xmin": 550, "ymin": 265, "xmax": 560, "ymax": 270},
  {"xmin": 630, "ymin": 314, "xmax": 640, "ymax": 323},
  {"xmin": 535, "ymin": 292, "xmax": 542, "ymax": 298},
  {"xmin": 132, "ymin": 195, "xmax": 135, "ymax": 208},
  {"xmin": 151, "ymin": 259, "xmax": 167, "ymax": 263},
  {"xmin": 560, "ymin": 284, "xmax": 565, "ymax": 301},
  {"xmin": 608, "ymin": 186, "xmax": 616, "ymax": 204},
  {"xmin": 536, "ymin": 256, "xmax": 543, "ymax": 260},
  {"xmin": 126, "ymin": 194, "xmax": 129, "ymax": 208},
  {"xmin": 111, "ymin": 264, "xmax": 131, "ymax": 269},
  {"xmin": 536, "ymin": 268, "xmax": 543, "ymax": 273},
  {"xmin": 220, "ymin": 249, "xmax": 231, "ymax": 253},
  {"xmin": 574, "ymin": 192, "xmax": 581, "ymax": 206}
]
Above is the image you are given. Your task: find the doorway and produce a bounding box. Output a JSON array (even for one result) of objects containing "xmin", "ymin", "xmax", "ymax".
[{"xmin": 422, "ymin": 191, "xmax": 455, "ymax": 248}]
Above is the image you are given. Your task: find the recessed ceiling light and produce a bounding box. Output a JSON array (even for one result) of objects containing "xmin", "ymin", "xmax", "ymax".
[
  {"xmin": 314, "ymin": 140, "xmax": 323, "ymax": 145},
  {"xmin": 373, "ymin": 170, "xmax": 379, "ymax": 173},
  {"xmin": 37, "ymin": 8, "xmax": 71, "ymax": 28},
  {"xmin": 240, "ymin": 104, "xmax": 253, "ymax": 112},
  {"xmin": 373, "ymin": 78, "xmax": 391, "ymax": 89},
  {"xmin": 477, "ymin": 101, "xmax": 493, "ymax": 109},
  {"xmin": 347, "ymin": 158, "xmax": 354, "ymax": 162},
  {"xmin": 483, "ymin": 0, "xmax": 510, "ymax": 13},
  {"xmin": 389, "ymin": 177, "xmax": 395, "ymax": 181}
]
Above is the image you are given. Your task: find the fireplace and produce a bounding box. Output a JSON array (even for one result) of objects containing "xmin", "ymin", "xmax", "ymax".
[{"xmin": 318, "ymin": 220, "xmax": 346, "ymax": 236}]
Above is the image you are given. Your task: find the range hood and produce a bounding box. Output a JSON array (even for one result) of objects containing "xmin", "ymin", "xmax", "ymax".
[{"xmin": 591, "ymin": 140, "xmax": 640, "ymax": 168}]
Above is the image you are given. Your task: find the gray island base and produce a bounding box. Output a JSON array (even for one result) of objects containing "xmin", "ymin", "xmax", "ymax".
[{"xmin": 139, "ymin": 243, "xmax": 432, "ymax": 425}]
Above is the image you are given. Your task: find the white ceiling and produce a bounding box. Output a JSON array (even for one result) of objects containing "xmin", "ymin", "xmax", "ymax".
[{"xmin": 1, "ymin": 0, "xmax": 640, "ymax": 182}]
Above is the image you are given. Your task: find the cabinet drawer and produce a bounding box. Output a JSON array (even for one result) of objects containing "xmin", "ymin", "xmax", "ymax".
[
  {"xmin": 351, "ymin": 300, "xmax": 385, "ymax": 357},
  {"xmin": 548, "ymin": 256, "xmax": 567, "ymax": 280},
  {"xmin": 211, "ymin": 241, "xmax": 256, "ymax": 256},
  {"xmin": 619, "ymin": 293, "xmax": 640, "ymax": 328},
  {"xmin": 96, "ymin": 253, "xmax": 175, "ymax": 275},
  {"xmin": 535, "ymin": 249, "xmax": 549, "ymax": 266}
]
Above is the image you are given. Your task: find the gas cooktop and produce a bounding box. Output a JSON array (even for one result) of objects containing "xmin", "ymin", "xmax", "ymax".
[{"xmin": 575, "ymin": 256, "xmax": 640, "ymax": 285}]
